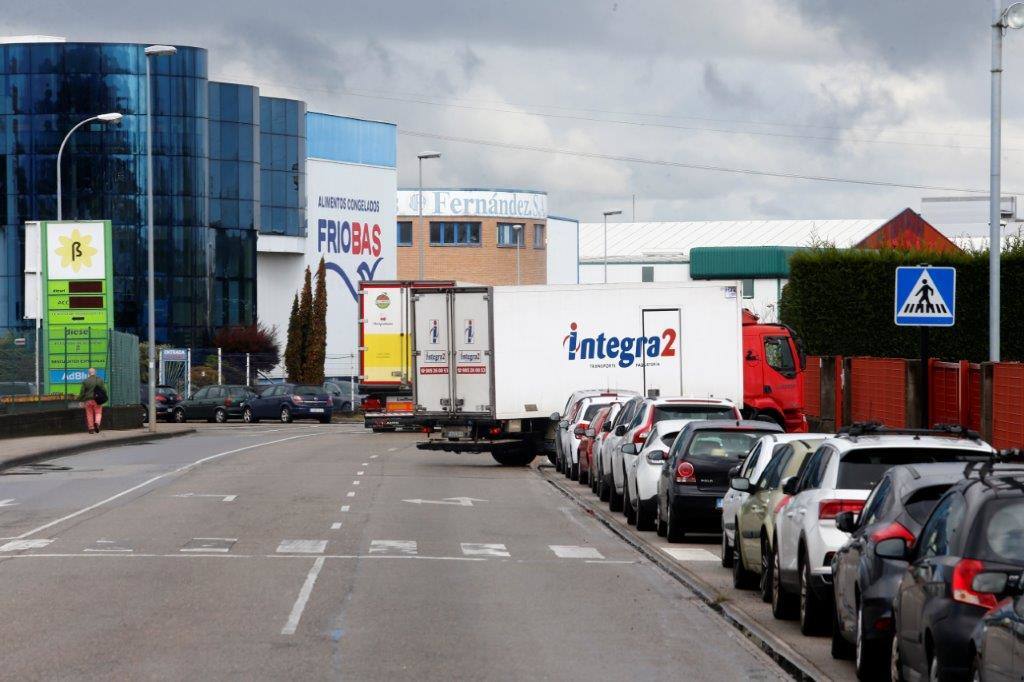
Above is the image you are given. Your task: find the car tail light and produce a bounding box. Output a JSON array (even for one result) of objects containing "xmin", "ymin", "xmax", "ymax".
[
  {"xmin": 952, "ymin": 559, "xmax": 999, "ymax": 609},
  {"xmin": 326, "ymin": 396, "xmax": 333, "ymax": 407},
  {"xmin": 873, "ymin": 617, "xmax": 892, "ymax": 632},
  {"xmin": 488, "ymin": 426, "xmax": 502, "ymax": 437},
  {"xmin": 675, "ymin": 461, "xmax": 696, "ymax": 484},
  {"xmin": 224, "ymin": 398, "xmax": 233, "ymax": 406},
  {"xmin": 819, "ymin": 499, "xmax": 865, "ymax": 520},
  {"xmin": 155, "ymin": 394, "xmax": 167, "ymax": 403},
  {"xmin": 292, "ymin": 395, "xmax": 304, "ymax": 404},
  {"xmin": 774, "ymin": 495, "xmax": 792, "ymax": 516},
  {"xmin": 870, "ymin": 521, "xmax": 916, "ymax": 545}
]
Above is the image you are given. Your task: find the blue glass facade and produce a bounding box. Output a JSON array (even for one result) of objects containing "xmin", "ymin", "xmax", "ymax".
[{"xmin": 259, "ymin": 96, "xmax": 306, "ymax": 237}]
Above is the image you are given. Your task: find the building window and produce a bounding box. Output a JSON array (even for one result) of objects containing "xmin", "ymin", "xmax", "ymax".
[
  {"xmin": 742, "ymin": 279, "xmax": 755, "ymax": 298},
  {"xmin": 397, "ymin": 221, "xmax": 412, "ymax": 246},
  {"xmin": 429, "ymin": 221, "xmax": 481, "ymax": 246},
  {"xmin": 533, "ymin": 223, "xmax": 545, "ymax": 249},
  {"xmin": 497, "ymin": 223, "xmax": 525, "ymax": 247},
  {"xmin": 641, "ymin": 266, "xmax": 654, "ymax": 283}
]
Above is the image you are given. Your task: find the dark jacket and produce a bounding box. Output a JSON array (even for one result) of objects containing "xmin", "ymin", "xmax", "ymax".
[{"xmin": 78, "ymin": 375, "xmax": 105, "ymax": 402}]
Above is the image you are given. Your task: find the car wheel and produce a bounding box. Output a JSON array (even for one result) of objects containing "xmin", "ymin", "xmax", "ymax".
[
  {"xmin": 318, "ymin": 415, "xmax": 331, "ymax": 424},
  {"xmin": 928, "ymin": 650, "xmax": 941, "ymax": 682},
  {"xmin": 280, "ymin": 406, "xmax": 293, "ymax": 423},
  {"xmin": 771, "ymin": 542, "xmax": 798, "ymax": 620},
  {"xmin": 242, "ymin": 407, "xmax": 258, "ymax": 423},
  {"xmin": 624, "ymin": 484, "xmax": 637, "ymax": 525},
  {"xmin": 555, "ymin": 451, "xmax": 563, "ymax": 473},
  {"xmin": 855, "ymin": 601, "xmax": 885, "ymax": 679},
  {"xmin": 799, "ymin": 553, "xmax": 828, "ymax": 635},
  {"xmin": 721, "ymin": 525, "xmax": 735, "ymax": 568},
  {"xmin": 570, "ymin": 462, "xmax": 579, "ymax": 481},
  {"xmin": 599, "ymin": 473, "xmax": 611, "ymax": 502},
  {"xmin": 831, "ymin": 602, "xmax": 855, "ymax": 660},
  {"xmin": 340, "ymin": 401, "xmax": 351, "ymax": 413},
  {"xmin": 732, "ymin": 539, "xmax": 758, "ymax": 588},
  {"xmin": 492, "ymin": 449, "xmax": 535, "ymax": 467},
  {"xmin": 890, "ymin": 632, "xmax": 905, "ymax": 682},
  {"xmin": 608, "ymin": 479, "xmax": 623, "ymax": 512},
  {"xmin": 666, "ymin": 504, "xmax": 687, "ymax": 543},
  {"xmin": 173, "ymin": 408, "xmax": 186, "ymax": 423},
  {"xmin": 214, "ymin": 408, "xmax": 227, "ymax": 424},
  {"xmin": 635, "ymin": 498, "xmax": 655, "ymax": 531},
  {"xmin": 656, "ymin": 499, "xmax": 667, "ymax": 537},
  {"xmin": 580, "ymin": 467, "xmax": 589, "ymax": 486},
  {"xmin": 759, "ymin": 538, "xmax": 773, "ymax": 602},
  {"xmin": 970, "ymin": 652, "xmax": 982, "ymax": 682}
]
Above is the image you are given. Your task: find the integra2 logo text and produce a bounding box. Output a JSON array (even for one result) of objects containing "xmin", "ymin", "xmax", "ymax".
[{"xmin": 563, "ymin": 322, "xmax": 677, "ymax": 368}]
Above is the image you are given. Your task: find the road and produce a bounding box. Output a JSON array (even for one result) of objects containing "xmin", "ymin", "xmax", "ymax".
[{"xmin": 0, "ymin": 424, "xmax": 786, "ymax": 680}]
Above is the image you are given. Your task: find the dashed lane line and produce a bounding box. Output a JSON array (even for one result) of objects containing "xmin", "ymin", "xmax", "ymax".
[{"xmin": 280, "ymin": 557, "xmax": 325, "ymax": 636}]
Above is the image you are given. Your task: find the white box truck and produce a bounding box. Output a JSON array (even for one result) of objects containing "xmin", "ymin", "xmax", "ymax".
[{"xmin": 410, "ymin": 282, "xmax": 744, "ymax": 466}]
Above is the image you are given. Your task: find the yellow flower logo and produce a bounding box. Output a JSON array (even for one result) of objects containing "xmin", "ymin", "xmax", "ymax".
[{"xmin": 55, "ymin": 229, "xmax": 98, "ymax": 273}]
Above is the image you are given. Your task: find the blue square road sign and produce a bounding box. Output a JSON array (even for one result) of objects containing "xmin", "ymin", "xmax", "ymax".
[{"xmin": 894, "ymin": 266, "xmax": 956, "ymax": 327}]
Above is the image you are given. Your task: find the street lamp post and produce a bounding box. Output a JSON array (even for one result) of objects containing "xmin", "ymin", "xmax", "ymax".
[
  {"xmin": 514, "ymin": 224, "xmax": 523, "ymax": 285},
  {"xmin": 602, "ymin": 210, "xmax": 622, "ymax": 284},
  {"xmin": 144, "ymin": 44, "xmax": 177, "ymax": 431},
  {"xmin": 417, "ymin": 152, "xmax": 441, "ymax": 280},
  {"xmin": 990, "ymin": 2, "xmax": 1024, "ymax": 362}
]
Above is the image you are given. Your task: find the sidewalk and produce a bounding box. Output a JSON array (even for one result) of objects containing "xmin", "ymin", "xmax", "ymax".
[{"xmin": 0, "ymin": 425, "xmax": 196, "ymax": 470}]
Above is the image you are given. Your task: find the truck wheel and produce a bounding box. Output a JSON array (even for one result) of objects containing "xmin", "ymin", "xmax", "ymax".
[{"xmin": 492, "ymin": 450, "xmax": 536, "ymax": 467}]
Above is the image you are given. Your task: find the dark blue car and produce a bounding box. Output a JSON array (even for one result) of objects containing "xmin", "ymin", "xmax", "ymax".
[{"xmin": 244, "ymin": 383, "xmax": 333, "ymax": 423}]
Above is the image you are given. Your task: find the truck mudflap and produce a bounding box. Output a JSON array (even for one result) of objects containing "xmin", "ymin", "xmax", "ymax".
[
  {"xmin": 364, "ymin": 413, "xmax": 417, "ymax": 430},
  {"xmin": 416, "ymin": 438, "xmax": 528, "ymax": 454}
]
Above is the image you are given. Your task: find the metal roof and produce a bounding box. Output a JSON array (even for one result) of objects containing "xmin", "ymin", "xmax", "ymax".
[{"xmin": 578, "ymin": 219, "xmax": 887, "ymax": 262}]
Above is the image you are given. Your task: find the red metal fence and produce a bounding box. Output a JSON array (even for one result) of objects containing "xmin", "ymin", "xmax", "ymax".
[
  {"xmin": 848, "ymin": 358, "xmax": 906, "ymax": 427},
  {"xmin": 929, "ymin": 360, "xmax": 960, "ymax": 427},
  {"xmin": 992, "ymin": 363, "xmax": 1024, "ymax": 450},
  {"xmin": 804, "ymin": 356, "xmax": 822, "ymax": 419}
]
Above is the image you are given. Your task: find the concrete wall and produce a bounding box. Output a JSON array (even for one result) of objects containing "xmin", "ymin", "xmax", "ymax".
[{"xmin": 546, "ymin": 216, "xmax": 579, "ymax": 284}]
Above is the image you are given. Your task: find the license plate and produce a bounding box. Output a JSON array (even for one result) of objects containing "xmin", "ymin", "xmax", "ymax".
[
  {"xmin": 716, "ymin": 498, "xmax": 724, "ymax": 509},
  {"xmin": 310, "ymin": 408, "xmax": 324, "ymax": 413},
  {"xmin": 445, "ymin": 430, "xmax": 466, "ymax": 439}
]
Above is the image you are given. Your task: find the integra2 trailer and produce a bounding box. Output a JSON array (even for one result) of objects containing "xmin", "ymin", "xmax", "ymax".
[{"xmin": 409, "ymin": 282, "xmax": 792, "ymax": 466}]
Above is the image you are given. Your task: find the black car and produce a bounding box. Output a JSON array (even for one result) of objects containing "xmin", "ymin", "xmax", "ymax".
[
  {"xmin": 140, "ymin": 384, "xmax": 182, "ymax": 422},
  {"xmin": 883, "ymin": 462, "xmax": 1024, "ymax": 681},
  {"xmin": 172, "ymin": 385, "xmax": 257, "ymax": 423},
  {"xmin": 971, "ymin": 570, "xmax": 1024, "ymax": 681},
  {"xmin": 830, "ymin": 462, "xmax": 970, "ymax": 679},
  {"xmin": 244, "ymin": 383, "xmax": 333, "ymax": 423},
  {"xmin": 656, "ymin": 419, "xmax": 783, "ymax": 541}
]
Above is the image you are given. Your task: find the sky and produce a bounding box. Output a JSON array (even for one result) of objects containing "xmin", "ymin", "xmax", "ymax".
[{"xmin": 6, "ymin": 0, "xmax": 1024, "ymax": 223}]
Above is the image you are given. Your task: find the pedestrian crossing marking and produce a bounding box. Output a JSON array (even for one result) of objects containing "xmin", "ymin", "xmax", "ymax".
[
  {"xmin": 370, "ymin": 540, "xmax": 417, "ymax": 555},
  {"xmin": 661, "ymin": 547, "xmax": 720, "ymax": 562},
  {"xmin": 461, "ymin": 542, "xmax": 510, "ymax": 557},
  {"xmin": 277, "ymin": 540, "xmax": 328, "ymax": 554},
  {"xmin": 549, "ymin": 545, "xmax": 604, "ymax": 559},
  {"xmin": 330, "ymin": 523, "xmax": 342, "ymax": 530},
  {"xmin": 0, "ymin": 539, "xmax": 52, "ymax": 552},
  {"xmin": 181, "ymin": 538, "xmax": 236, "ymax": 553}
]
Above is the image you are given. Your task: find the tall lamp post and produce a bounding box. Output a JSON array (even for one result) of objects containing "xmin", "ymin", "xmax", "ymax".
[
  {"xmin": 417, "ymin": 152, "xmax": 441, "ymax": 280},
  {"xmin": 602, "ymin": 210, "xmax": 622, "ymax": 284},
  {"xmin": 48, "ymin": 112, "xmax": 123, "ymax": 396},
  {"xmin": 513, "ymin": 224, "xmax": 523, "ymax": 285},
  {"xmin": 144, "ymin": 44, "xmax": 177, "ymax": 431},
  {"xmin": 990, "ymin": 2, "xmax": 1024, "ymax": 361}
]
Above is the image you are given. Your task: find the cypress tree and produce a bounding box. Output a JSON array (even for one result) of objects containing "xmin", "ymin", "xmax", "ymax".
[
  {"xmin": 284, "ymin": 294, "xmax": 303, "ymax": 381},
  {"xmin": 296, "ymin": 266, "xmax": 314, "ymax": 382},
  {"xmin": 307, "ymin": 257, "xmax": 328, "ymax": 385}
]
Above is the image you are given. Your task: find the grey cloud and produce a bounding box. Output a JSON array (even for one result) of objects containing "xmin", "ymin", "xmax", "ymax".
[{"xmin": 702, "ymin": 62, "xmax": 759, "ymax": 108}]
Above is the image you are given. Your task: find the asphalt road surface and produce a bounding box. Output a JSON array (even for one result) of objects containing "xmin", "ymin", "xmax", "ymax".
[{"xmin": 0, "ymin": 424, "xmax": 787, "ymax": 681}]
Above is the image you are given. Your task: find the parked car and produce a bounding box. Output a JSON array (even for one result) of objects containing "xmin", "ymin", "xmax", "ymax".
[
  {"xmin": 623, "ymin": 419, "xmax": 691, "ymax": 531},
  {"xmin": 324, "ymin": 379, "xmax": 364, "ymax": 413},
  {"xmin": 558, "ymin": 391, "xmax": 637, "ymax": 480},
  {"xmin": 886, "ymin": 461, "xmax": 1024, "ymax": 682},
  {"xmin": 732, "ymin": 435, "xmax": 823, "ymax": 616},
  {"xmin": 578, "ymin": 404, "xmax": 619, "ymax": 486},
  {"xmin": 172, "ymin": 384, "xmax": 257, "ymax": 423},
  {"xmin": 830, "ymin": 462, "xmax": 975, "ymax": 678},
  {"xmin": 590, "ymin": 403, "xmax": 623, "ymax": 495},
  {"xmin": 656, "ymin": 419, "xmax": 783, "ymax": 542},
  {"xmin": 244, "ymin": 383, "xmax": 333, "ymax": 423},
  {"xmin": 723, "ymin": 432, "xmax": 828, "ymax": 571},
  {"xmin": 140, "ymin": 384, "xmax": 183, "ymax": 422},
  {"xmin": 773, "ymin": 423, "xmax": 995, "ymax": 636},
  {"xmin": 552, "ymin": 389, "xmax": 613, "ymax": 467},
  {"xmin": 596, "ymin": 395, "xmax": 646, "ymax": 504},
  {"xmin": 970, "ymin": 569, "xmax": 1024, "ymax": 681}
]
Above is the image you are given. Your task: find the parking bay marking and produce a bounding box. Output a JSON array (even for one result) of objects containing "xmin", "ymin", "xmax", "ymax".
[
  {"xmin": 339, "ymin": 505, "xmax": 350, "ymax": 512},
  {"xmin": 370, "ymin": 540, "xmax": 417, "ymax": 555},
  {"xmin": 330, "ymin": 523, "xmax": 342, "ymax": 530},
  {"xmin": 0, "ymin": 499, "xmax": 18, "ymax": 509},
  {"xmin": 461, "ymin": 543, "xmax": 509, "ymax": 557},
  {"xmin": 277, "ymin": 540, "xmax": 328, "ymax": 554},
  {"xmin": 402, "ymin": 497, "xmax": 488, "ymax": 507},
  {"xmin": 0, "ymin": 539, "xmax": 52, "ymax": 552},
  {"xmin": 661, "ymin": 547, "xmax": 720, "ymax": 562},
  {"xmin": 180, "ymin": 538, "xmax": 237, "ymax": 553},
  {"xmin": 549, "ymin": 545, "xmax": 604, "ymax": 559},
  {"xmin": 173, "ymin": 493, "xmax": 237, "ymax": 502}
]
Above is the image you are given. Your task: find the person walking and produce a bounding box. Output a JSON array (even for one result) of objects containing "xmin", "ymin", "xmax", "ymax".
[{"xmin": 78, "ymin": 368, "xmax": 107, "ymax": 434}]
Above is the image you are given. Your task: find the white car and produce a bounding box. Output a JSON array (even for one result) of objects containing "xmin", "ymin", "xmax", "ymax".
[
  {"xmin": 589, "ymin": 402, "xmax": 623, "ymax": 494},
  {"xmin": 597, "ymin": 396, "xmax": 646, "ymax": 508},
  {"xmin": 553, "ymin": 389, "xmax": 605, "ymax": 470},
  {"xmin": 721, "ymin": 432, "xmax": 829, "ymax": 569},
  {"xmin": 558, "ymin": 391, "xmax": 636, "ymax": 481},
  {"xmin": 606, "ymin": 397, "xmax": 741, "ymax": 513},
  {"xmin": 772, "ymin": 424, "xmax": 995, "ymax": 635},
  {"xmin": 623, "ymin": 419, "xmax": 691, "ymax": 531}
]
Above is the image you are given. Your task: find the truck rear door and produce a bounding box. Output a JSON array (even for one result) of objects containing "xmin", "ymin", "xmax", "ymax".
[
  {"xmin": 451, "ymin": 289, "xmax": 493, "ymax": 416},
  {"xmin": 641, "ymin": 308, "xmax": 682, "ymax": 397},
  {"xmin": 412, "ymin": 290, "xmax": 452, "ymax": 415}
]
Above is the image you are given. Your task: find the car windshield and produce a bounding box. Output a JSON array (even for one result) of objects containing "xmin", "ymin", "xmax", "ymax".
[
  {"xmin": 156, "ymin": 387, "xmax": 177, "ymax": 396},
  {"xmin": 582, "ymin": 404, "xmax": 608, "ymax": 422},
  {"xmin": 654, "ymin": 405, "xmax": 734, "ymax": 421},
  {"xmin": 837, "ymin": 448, "xmax": 991, "ymax": 490},
  {"xmin": 978, "ymin": 499, "xmax": 1024, "ymax": 564},
  {"xmin": 685, "ymin": 430, "xmax": 761, "ymax": 460}
]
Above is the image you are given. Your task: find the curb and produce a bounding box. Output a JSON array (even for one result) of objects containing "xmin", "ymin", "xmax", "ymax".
[
  {"xmin": 0, "ymin": 428, "xmax": 197, "ymax": 471},
  {"xmin": 539, "ymin": 467, "xmax": 829, "ymax": 682}
]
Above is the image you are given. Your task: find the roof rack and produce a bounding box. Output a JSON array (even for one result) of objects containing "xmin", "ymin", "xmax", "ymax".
[{"xmin": 837, "ymin": 421, "xmax": 983, "ymax": 442}]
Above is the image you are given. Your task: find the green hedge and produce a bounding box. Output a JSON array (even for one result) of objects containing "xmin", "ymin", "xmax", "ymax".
[{"xmin": 778, "ymin": 242, "xmax": 1024, "ymax": 362}]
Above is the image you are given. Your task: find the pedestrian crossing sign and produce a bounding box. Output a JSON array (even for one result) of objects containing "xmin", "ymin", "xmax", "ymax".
[{"xmin": 894, "ymin": 266, "xmax": 955, "ymax": 327}]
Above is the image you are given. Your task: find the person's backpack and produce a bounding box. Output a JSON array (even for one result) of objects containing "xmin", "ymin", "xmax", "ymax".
[{"xmin": 93, "ymin": 385, "xmax": 108, "ymax": 405}]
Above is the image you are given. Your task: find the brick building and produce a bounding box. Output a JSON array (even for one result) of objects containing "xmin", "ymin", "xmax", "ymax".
[{"xmin": 396, "ymin": 189, "xmax": 548, "ymax": 285}]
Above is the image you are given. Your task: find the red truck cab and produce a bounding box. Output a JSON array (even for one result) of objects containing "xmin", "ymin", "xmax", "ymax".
[{"xmin": 741, "ymin": 309, "xmax": 807, "ymax": 432}]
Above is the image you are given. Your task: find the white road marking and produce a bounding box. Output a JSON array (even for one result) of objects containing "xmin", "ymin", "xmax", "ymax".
[
  {"xmin": 352, "ymin": 480, "xmax": 360, "ymax": 485},
  {"xmin": 549, "ymin": 545, "xmax": 604, "ymax": 559},
  {"xmin": 402, "ymin": 497, "xmax": 487, "ymax": 507},
  {"xmin": 661, "ymin": 547, "xmax": 720, "ymax": 562},
  {"xmin": 280, "ymin": 557, "xmax": 325, "ymax": 635},
  {"xmin": 330, "ymin": 523, "xmax": 342, "ymax": 530},
  {"xmin": 361, "ymin": 462, "xmax": 368, "ymax": 466},
  {"xmin": 461, "ymin": 543, "xmax": 510, "ymax": 557},
  {"xmin": 180, "ymin": 538, "xmax": 237, "ymax": 553},
  {"xmin": 9, "ymin": 433, "xmax": 320, "ymax": 541},
  {"xmin": 346, "ymin": 492, "xmax": 356, "ymax": 498},
  {"xmin": 84, "ymin": 539, "xmax": 132, "ymax": 553},
  {"xmin": 276, "ymin": 540, "xmax": 328, "ymax": 554},
  {"xmin": 0, "ymin": 539, "xmax": 52, "ymax": 552},
  {"xmin": 339, "ymin": 505, "xmax": 350, "ymax": 512},
  {"xmin": 375, "ymin": 453, "xmax": 384, "ymax": 457},
  {"xmin": 357, "ymin": 471, "xmax": 364, "ymax": 476},
  {"xmin": 370, "ymin": 540, "xmax": 417, "ymax": 555},
  {"xmin": 0, "ymin": 498, "xmax": 18, "ymax": 508},
  {"xmin": 172, "ymin": 493, "xmax": 237, "ymax": 502}
]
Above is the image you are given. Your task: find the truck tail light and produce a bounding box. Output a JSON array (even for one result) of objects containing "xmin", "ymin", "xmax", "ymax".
[
  {"xmin": 952, "ymin": 559, "xmax": 999, "ymax": 609},
  {"xmin": 819, "ymin": 499, "xmax": 865, "ymax": 520},
  {"xmin": 363, "ymin": 396, "xmax": 383, "ymax": 411},
  {"xmin": 292, "ymin": 395, "xmax": 304, "ymax": 405},
  {"xmin": 675, "ymin": 461, "xmax": 696, "ymax": 484},
  {"xmin": 870, "ymin": 521, "xmax": 915, "ymax": 545}
]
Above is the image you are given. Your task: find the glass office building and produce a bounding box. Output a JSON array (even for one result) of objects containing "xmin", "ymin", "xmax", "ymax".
[{"xmin": 0, "ymin": 39, "xmax": 309, "ymax": 345}]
